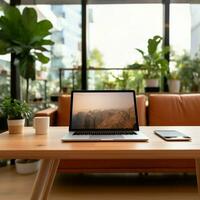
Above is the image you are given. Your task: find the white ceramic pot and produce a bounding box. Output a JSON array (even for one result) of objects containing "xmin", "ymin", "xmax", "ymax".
[
  {"xmin": 15, "ymin": 159, "xmax": 40, "ymax": 174},
  {"xmin": 168, "ymin": 80, "xmax": 181, "ymax": 93},
  {"xmin": 145, "ymin": 79, "xmax": 159, "ymax": 87},
  {"xmin": 7, "ymin": 119, "xmax": 25, "ymax": 134}
]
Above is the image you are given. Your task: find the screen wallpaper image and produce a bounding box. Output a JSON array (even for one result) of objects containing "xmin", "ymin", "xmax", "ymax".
[{"xmin": 71, "ymin": 92, "xmax": 137, "ymax": 130}]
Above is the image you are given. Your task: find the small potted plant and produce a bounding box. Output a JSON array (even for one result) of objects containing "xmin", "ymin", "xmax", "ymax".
[
  {"xmin": 0, "ymin": 97, "xmax": 31, "ymax": 134},
  {"xmin": 168, "ymin": 70, "xmax": 181, "ymax": 93},
  {"xmin": 129, "ymin": 35, "xmax": 169, "ymax": 89},
  {"xmin": 15, "ymin": 159, "xmax": 40, "ymax": 174}
]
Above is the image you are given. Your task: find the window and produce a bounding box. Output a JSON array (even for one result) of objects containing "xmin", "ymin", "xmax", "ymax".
[
  {"xmin": 0, "ymin": 9, "xmax": 10, "ymax": 98},
  {"xmin": 87, "ymin": 4, "xmax": 163, "ymax": 90},
  {"xmin": 170, "ymin": 3, "xmax": 200, "ymax": 92}
]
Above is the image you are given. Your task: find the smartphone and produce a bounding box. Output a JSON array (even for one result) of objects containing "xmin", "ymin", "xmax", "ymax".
[{"xmin": 154, "ymin": 130, "xmax": 191, "ymax": 141}]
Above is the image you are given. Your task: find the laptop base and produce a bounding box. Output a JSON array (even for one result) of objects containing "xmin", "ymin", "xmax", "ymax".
[{"xmin": 61, "ymin": 131, "xmax": 148, "ymax": 142}]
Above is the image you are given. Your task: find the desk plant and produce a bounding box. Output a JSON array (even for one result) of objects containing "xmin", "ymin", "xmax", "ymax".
[
  {"xmin": 0, "ymin": 97, "xmax": 31, "ymax": 134},
  {"xmin": 129, "ymin": 35, "xmax": 169, "ymax": 88},
  {"xmin": 0, "ymin": 5, "xmax": 54, "ymax": 102}
]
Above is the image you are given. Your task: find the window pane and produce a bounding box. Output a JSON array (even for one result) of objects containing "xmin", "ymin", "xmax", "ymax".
[
  {"xmin": 87, "ymin": 4, "xmax": 163, "ymax": 90},
  {"xmin": 170, "ymin": 3, "xmax": 200, "ymax": 92},
  {"xmin": 170, "ymin": 4, "xmax": 191, "ymax": 55},
  {"xmin": 0, "ymin": 9, "xmax": 10, "ymax": 99}
]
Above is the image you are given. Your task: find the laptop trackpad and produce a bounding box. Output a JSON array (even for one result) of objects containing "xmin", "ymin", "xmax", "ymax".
[{"xmin": 90, "ymin": 135, "xmax": 124, "ymax": 140}]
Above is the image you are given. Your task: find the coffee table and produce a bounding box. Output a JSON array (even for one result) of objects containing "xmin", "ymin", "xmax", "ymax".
[{"xmin": 0, "ymin": 126, "xmax": 200, "ymax": 200}]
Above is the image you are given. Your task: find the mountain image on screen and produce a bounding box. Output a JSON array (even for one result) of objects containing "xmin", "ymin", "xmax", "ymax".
[{"xmin": 71, "ymin": 107, "xmax": 135, "ymax": 129}]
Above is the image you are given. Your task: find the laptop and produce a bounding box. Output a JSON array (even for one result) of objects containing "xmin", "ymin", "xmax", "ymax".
[{"xmin": 61, "ymin": 90, "xmax": 148, "ymax": 142}]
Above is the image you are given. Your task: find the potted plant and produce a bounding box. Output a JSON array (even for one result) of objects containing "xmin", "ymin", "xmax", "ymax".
[
  {"xmin": 172, "ymin": 51, "xmax": 200, "ymax": 93},
  {"xmin": 0, "ymin": 97, "xmax": 31, "ymax": 134},
  {"xmin": 15, "ymin": 159, "xmax": 40, "ymax": 174},
  {"xmin": 168, "ymin": 70, "xmax": 181, "ymax": 93},
  {"xmin": 0, "ymin": 5, "xmax": 54, "ymax": 102},
  {"xmin": 129, "ymin": 35, "xmax": 169, "ymax": 89}
]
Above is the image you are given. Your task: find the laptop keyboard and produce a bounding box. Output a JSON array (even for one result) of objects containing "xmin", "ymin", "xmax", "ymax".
[{"xmin": 73, "ymin": 131, "xmax": 137, "ymax": 135}]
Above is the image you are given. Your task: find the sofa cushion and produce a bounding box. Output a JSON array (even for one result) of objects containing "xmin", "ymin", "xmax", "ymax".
[
  {"xmin": 149, "ymin": 94, "xmax": 200, "ymax": 125},
  {"xmin": 136, "ymin": 95, "xmax": 146, "ymax": 126},
  {"xmin": 57, "ymin": 95, "xmax": 71, "ymax": 126},
  {"xmin": 57, "ymin": 94, "xmax": 147, "ymax": 126}
]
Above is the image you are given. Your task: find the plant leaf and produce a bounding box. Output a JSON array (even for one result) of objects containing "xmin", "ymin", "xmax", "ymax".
[
  {"xmin": 128, "ymin": 63, "xmax": 143, "ymax": 69},
  {"xmin": 35, "ymin": 52, "xmax": 49, "ymax": 64},
  {"xmin": 0, "ymin": 40, "xmax": 11, "ymax": 54},
  {"xmin": 22, "ymin": 7, "xmax": 37, "ymax": 28},
  {"xmin": 148, "ymin": 35, "xmax": 162, "ymax": 56},
  {"xmin": 34, "ymin": 20, "xmax": 53, "ymax": 39},
  {"xmin": 3, "ymin": 5, "xmax": 21, "ymax": 22},
  {"xmin": 33, "ymin": 39, "xmax": 54, "ymax": 47},
  {"xmin": 135, "ymin": 48, "xmax": 144, "ymax": 56}
]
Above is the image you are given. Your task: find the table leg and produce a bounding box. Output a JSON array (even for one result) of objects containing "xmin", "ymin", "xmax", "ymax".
[
  {"xmin": 195, "ymin": 159, "xmax": 200, "ymax": 195},
  {"xmin": 30, "ymin": 159, "xmax": 59, "ymax": 200},
  {"xmin": 41, "ymin": 159, "xmax": 60, "ymax": 200}
]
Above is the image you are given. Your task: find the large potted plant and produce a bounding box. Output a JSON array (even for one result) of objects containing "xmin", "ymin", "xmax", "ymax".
[
  {"xmin": 129, "ymin": 35, "xmax": 169, "ymax": 89},
  {"xmin": 0, "ymin": 5, "xmax": 54, "ymax": 102},
  {"xmin": 0, "ymin": 97, "xmax": 31, "ymax": 134}
]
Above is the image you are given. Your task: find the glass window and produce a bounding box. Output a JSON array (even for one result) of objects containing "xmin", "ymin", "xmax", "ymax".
[
  {"xmin": 87, "ymin": 4, "xmax": 163, "ymax": 90},
  {"xmin": 0, "ymin": 8, "xmax": 10, "ymax": 99},
  {"xmin": 170, "ymin": 4, "xmax": 191, "ymax": 55},
  {"xmin": 170, "ymin": 3, "xmax": 200, "ymax": 92}
]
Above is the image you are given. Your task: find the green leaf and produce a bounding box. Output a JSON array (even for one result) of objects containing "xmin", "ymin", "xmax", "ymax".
[
  {"xmin": 148, "ymin": 35, "xmax": 162, "ymax": 56},
  {"xmin": 22, "ymin": 7, "xmax": 37, "ymax": 28},
  {"xmin": 21, "ymin": 8, "xmax": 38, "ymax": 44},
  {"xmin": 34, "ymin": 46, "xmax": 49, "ymax": 52},
  {"xmin": 128, "ymin": 63, "xmax": 143, "ymax": 69},
  {"xmin": 135, "ymin": 48, "xmax": 144, "ymax": 56},
  {"xmin": 33, "ymin": 39, "xmax": 54, "ymax": 47},
  {"xmin": 4, "ymin": 5, "xmax": 21, "ymax": 22},
  {"xmin": 0, "ymin": 40, "xmax": 11, "ymax": 54},
  {"xmin": 35, "ymin": 52, "xmax": 49, "ymax": 64},
  {"xmin": 34, "ymin": 20, "xmax": 53, "ymax": 38}
]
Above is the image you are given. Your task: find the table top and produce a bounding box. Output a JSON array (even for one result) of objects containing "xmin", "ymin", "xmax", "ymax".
[{"xmin": 0, "ymin": 126, "xmax": 200, "ymax": 159}]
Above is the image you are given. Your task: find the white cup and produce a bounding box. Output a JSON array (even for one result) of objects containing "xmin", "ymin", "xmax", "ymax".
[{"xmin": 33, "ymin": 117, "xmax": 50, "ymax": 135}]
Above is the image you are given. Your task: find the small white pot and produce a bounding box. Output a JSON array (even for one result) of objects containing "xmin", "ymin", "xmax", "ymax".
[
  {"xmin": 15, "ymin": 159, "xmax": 40, "ymax": 175},
  {"xmin": 168, "ymin": 80, "xmax": 181, "ymax": 93},
  {"xmin": 7, "ymin": 119, "xmax": 25, "ymax": 134},
  {"xmin": 145, "ymin": 79, "xmax": 159, "ymax": 87}
]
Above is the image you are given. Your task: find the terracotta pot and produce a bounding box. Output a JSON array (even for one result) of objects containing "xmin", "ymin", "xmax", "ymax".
[
  {"xmin": 7, "ymin": 119, "xmax": 25, "ymax": 134},
  {"xmin": 168, "ymin": 80, "xmax": 181, "ymax": 93},
  {"xmin": 145, "ymin": 79, "xmax": 159, "ymax": 87}
]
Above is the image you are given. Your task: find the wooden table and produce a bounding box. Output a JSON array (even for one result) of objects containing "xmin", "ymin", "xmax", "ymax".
[{"xmin": 0, "ymin": 126, "xmax": 200, "ymax": 200}]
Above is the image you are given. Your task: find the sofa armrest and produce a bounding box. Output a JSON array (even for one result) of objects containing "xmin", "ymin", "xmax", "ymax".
[{"xmin": 35, "ymin": 107, "xmax": 58, "ymax": 126}]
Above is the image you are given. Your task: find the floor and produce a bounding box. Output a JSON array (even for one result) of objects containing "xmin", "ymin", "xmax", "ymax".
[{"xmin": 0, "ymin": 166, "xmax": 199, "ymax": 200}]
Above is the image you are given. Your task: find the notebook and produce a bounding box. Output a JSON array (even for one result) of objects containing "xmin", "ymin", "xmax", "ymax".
[{"xmin": 61, "ymin": 90, "xmax": 148, "ymax": 142}]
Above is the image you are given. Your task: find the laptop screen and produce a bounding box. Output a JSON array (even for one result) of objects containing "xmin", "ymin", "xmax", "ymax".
[{"xmin": 69, "ymin": 91, "xmax": 139, "ymax": 131}]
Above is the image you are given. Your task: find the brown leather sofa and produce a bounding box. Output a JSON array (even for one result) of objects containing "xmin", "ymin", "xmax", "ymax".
[{"xmin": 36, "ymin": 94, "xmax": 200, "ymax": 173}]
